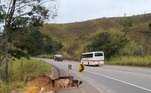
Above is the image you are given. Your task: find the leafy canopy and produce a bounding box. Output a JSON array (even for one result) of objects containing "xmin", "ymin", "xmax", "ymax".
[
  {"xmin": 86, "ymin": 29, "xmax": 129, "ymax": 59},
  {"xmin": 18, "ymin": 31, "xmax": 63, "ymax": 57},
  {"xmin": 0, "ymin": 0, "xmax": 58, "ymax": 59}
]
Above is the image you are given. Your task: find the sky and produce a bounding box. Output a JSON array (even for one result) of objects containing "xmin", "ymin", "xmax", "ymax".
[
  {"xmin": 1, "ymin": 0, "xmax": 151, "ymax": 30},
  {"xmin": 53, "ymin": 0, "xmax": 151, "ymax": 23}
]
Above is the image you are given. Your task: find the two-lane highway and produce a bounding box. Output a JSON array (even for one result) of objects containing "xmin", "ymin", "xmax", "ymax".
[{"xmin": 42, "ymin": 59, "xmax": 151, "ymax": 93}]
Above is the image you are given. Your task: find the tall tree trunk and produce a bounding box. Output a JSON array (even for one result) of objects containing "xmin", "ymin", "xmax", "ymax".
[
  {"xmin": 1, "ymin": 0, "xmax": 17, "ymax": 81},
  {"xmin": 1, "ymin": 27, "xmax": 9, "ymax": 81}
]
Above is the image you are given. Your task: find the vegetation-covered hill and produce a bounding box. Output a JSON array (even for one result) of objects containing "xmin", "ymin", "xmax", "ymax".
[{"xmin": 40, "ymin": 13, "xmax": 151, "ymax": 60}]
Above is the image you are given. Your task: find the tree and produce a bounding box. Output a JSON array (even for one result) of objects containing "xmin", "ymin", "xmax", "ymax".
[
  {"xmin": 0, "ymin": 0, "xmax": 58, "ymax": 80},
  {"xmin": 18, "ymin": 31, "xmax": 63, "ymax": 56},
  {"xmin": 122, "ymin": 18, "xmax": 133, "ymax": 35},
  {"xmin": 86, "ymin": 30, "xmax": 129, "ymax": 59},
  {"xmin": 141, "ymin": 23, "xmax": 151, "ymax": 55}
]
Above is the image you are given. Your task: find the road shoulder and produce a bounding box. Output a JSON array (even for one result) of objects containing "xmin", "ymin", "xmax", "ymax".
[{"xmin": 55, "ymin": 68, "xmax": 101, "ymax": 93}]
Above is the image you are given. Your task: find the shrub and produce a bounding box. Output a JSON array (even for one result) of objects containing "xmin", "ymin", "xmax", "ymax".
[{"xmin": 86, "ymin": 29, "xmax": 129, "ymax": 59}]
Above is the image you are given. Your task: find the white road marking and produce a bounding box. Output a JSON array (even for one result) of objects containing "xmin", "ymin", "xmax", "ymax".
[{"xmin": 87, "ymin": 71, "xmax": 151, "ymax": 92}]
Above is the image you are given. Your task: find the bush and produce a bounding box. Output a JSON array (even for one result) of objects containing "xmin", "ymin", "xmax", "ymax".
[
  {"xmin": 86, "ymin": 29, "xmax": 129, "ymax": 59},
  {"xmin": 119, "ymin": 40, "xmax": 140, "ymax": 56}
]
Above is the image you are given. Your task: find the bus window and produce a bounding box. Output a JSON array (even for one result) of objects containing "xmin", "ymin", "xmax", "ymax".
[
  {"xmin": 81, "ymin": 53, "xmax": 93, "ymax": 58},
  {"xmin": 95, "ymin": 53, "xmax": 103, "ymax": 57}
]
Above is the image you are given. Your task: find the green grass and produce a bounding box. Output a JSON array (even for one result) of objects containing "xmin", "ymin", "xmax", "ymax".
[
  {"xmin": 107, "ymin": 56, "xmax": 151, "ymax": 67},
  {"xmin": 37, "ymin": 54, "xmax": 53, "ymax": 59},
  {"xmin": 0, "ymin": 58, "xmax": 52, "ymax": 93},
  {"xmin": 0, "ymin": 81, "xmax": 24, "ymax": 93}
]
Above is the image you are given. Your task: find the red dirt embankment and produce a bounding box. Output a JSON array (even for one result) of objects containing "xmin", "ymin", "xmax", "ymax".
[{"xmin": 24, "ymin": 75, "xmax": 76, "ymax": 93}]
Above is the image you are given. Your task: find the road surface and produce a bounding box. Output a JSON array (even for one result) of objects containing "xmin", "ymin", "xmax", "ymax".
[{"xmin": 42, "ymin": 59, "xmax": 151, "ymax": 93}]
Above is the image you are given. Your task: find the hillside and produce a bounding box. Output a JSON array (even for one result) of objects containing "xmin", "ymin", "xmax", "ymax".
[{"xmin": 40, "ymin": 13, "xmax": 151, "ymax": 60}]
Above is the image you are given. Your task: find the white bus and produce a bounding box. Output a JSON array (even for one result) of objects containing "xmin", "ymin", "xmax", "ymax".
[{"xmin": 80, "ymin": 51, "xmax": 104, "ymax": 66}]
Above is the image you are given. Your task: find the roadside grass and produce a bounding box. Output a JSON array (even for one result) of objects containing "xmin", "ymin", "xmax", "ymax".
[
  {"xmin": 107, "ymin": 56, "xmax": 151, "ymax": 67},
  {"xmin": 37, "ymin": 54, "xmax": 53, "ymax": 59},
  {"xmin": 0, "ymin": 81, "xmax": 24, "ymax": 93},
  {"xmin": 0, "ymin": 58, "xmax": 51, "ymax": 93}
]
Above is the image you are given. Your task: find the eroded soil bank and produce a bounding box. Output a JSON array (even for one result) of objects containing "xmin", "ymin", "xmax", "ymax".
[{"xmin": 11, "ymin": 75, "xmax": 79, "ymax": 93}]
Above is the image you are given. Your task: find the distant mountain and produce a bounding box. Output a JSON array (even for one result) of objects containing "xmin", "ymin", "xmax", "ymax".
[{"xmin": 40, "ymin": 13, "xmax": 151, "ymax": 60}]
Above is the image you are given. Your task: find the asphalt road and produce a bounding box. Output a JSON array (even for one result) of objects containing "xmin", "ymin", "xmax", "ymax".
[{"xmin": 42, "ymin": 59, "xmax": 151, "ymax": 93}]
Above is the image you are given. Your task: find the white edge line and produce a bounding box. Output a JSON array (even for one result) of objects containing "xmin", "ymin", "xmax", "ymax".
[{"xmin": 87, "ymin": 71, "xmax": 151, "ymax": 92}]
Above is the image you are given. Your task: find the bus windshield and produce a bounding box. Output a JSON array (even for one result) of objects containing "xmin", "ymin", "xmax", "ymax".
[
  {"xmin": 81, "ymin": 53, "xmax": 93, "ymax": 58},
  {"xmin": 95, "ymin": 53, "xmax": 103, "ymax": 57}
]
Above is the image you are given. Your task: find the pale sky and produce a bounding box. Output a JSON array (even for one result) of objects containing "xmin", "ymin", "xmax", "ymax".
[{"xmin": 53, "ymin": 0, "xmax": 151, "ymax": 23}]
